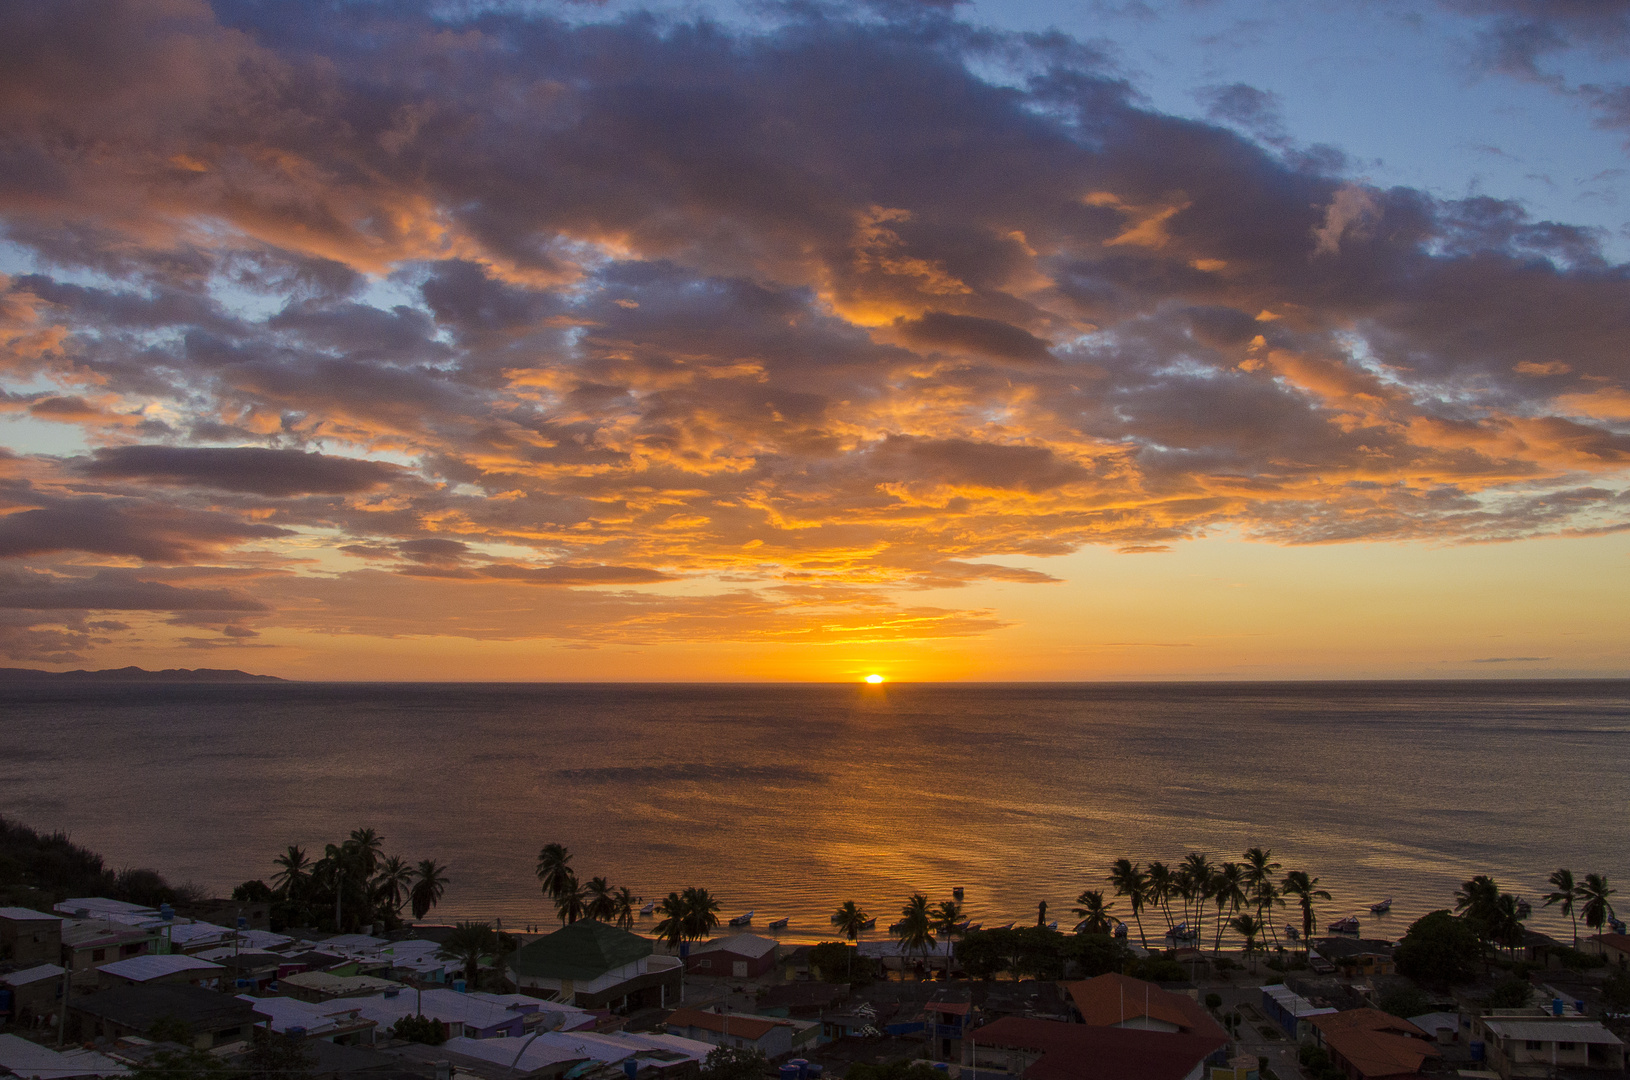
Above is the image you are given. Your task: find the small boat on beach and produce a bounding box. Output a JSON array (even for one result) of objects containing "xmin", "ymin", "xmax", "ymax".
[
  {"xmin": 955, "ymin": 920, "xmax": 972, "ymax": 932},
  {"xmin": 1329, "ymin": 915, "xmax": 1360, "ymax": 934},
  {"xmin": 889, "ymin": 920, "xmax": 906, "ymax": 933},
  {"xmin": 965, "ymin": 922, "xmax": 982, "ymax": 932},
  {"xmin": 1611, "ymin": 916, "xmax": 1627, "ymax": 935},
  {"xmin": 1369, "ymin": 898, "xmax": 1392, "ymax": 914},
  {"xmin": 1284, "ymin": 925, "xmax": 1299, "ymax": 941},
  {"xmin": 860, "ymin": 917, "xmax": 876, "ymax": 930},
  {"xmin": 992, "ymin": 922, "xmax": 1013, "ymax": 931},
  {"xmin": 639, "ymin": 901, "xmax": 656, "ymax": 916},
  {"xmin": 1046, "ymin": 921, "xmax": 1058, "ymax": 931},
  {"xmin": 1165, "ymin": 922, "xmax": 1197, "ymax": 943},
  {"xmin": 729, "ymin": 910, "xmax": 754, "ymax": 926},
  {"xmin": 768, "ymin": 917, "xmax": 789, "ymax": 930}
]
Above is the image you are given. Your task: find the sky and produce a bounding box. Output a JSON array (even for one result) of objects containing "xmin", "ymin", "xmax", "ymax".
[{"xmin": 0, "ymin": 0, "xmax": 1628, "ymax": 681}]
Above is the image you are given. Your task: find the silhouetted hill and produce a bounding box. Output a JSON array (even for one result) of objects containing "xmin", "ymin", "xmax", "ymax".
[{"xmin": 0, "ymin": 665, "xmax": 286, "ymax": 682}]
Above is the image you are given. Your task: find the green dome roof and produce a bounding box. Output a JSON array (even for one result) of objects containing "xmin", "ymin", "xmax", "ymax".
[{"xmin": 508, "ymin": 920, "xmax": 654, "ymax": 981}]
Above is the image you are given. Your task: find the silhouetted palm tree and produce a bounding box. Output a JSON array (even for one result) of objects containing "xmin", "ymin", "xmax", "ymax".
[
  {"xmin": 1232, "ymin": 914, "xmax": 1264, "ymax": 972},
  {"xmin": 438, "ymin": 921, "xmax": 496, "ymax": 987},
  {"xmin": 1182, "ymin": 853, "xmax": 1214, "ymax": 945},
  {"xmin": 1241, "ymin": 847, "xmax": 1282, "ymax": 945},
  {"xmin": 1146, "ymin": 861, "xmax": 1177, "ymax": 933},
  {"xmin": 584, "ymin": 877, "xmax": 617, "ymax": 922},
  {"xmin": 555, "ymin": 874, "xmax": 587, "ymax": 924},
  {"xmin": 896, "ymin": 894, "xmax": 937, "ymax": 974},
  {"xmin": 680, "ymin": 887, "xmax": 721, "ymax": 940},
  {"xmin": 1580, "ymin": 873, "xmax": 1617, "ymax": 936},
  {"xmin": 831, "ymin": 901, "xmax": 869, "ymax": 978},
  {"xmin": 1211, "ymin": 863, "xmax": 1248, "ymax": 956},
  {"xmin": 535, "ymin": 844, "xmax": 574, "ymax": 908},
  {"xmin": 349, "ymin": 828, "xmax": 385, "ymax": 879},
  {"xmin": 1071, "ymin": 890, "xmax": 1117, "ymax": 935},
  {"xmin": 1545, "ymin": 868, "xmax": 1581, "ymax": 948},
  {"xmin": 933, "ymin": 899, "xmax": 964, "ymax": 975},
  {"xmin": 1489, "ymin": 893, "xmax": 1527, "ymax": 959},
  {"xmin": 410, "ymin": 859, "xmax": 449, "ymax": 920},
  {"xmin": 271, "ymin": 846, "xmax": 310, "ymax": 899},
  {"xmin": 1281, "ymin": 870, "xmax": 1330, "ymax": 951},
  {"xmin": 1107, "ymin": 859, "xmax": 1151, "ymax": 948},
  {"xmin": 654, "ymin": 892, "xmax": 688, "ymax": 948},
  {"xmin": 374, "ymin": 855, "xmax": 414, "ymax": 918},
  {"xmin": 611, "ymin": 886, "xmax": 641, "ymax": 930}
]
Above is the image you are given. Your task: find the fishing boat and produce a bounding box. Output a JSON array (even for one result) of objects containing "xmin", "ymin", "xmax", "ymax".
[
  {"xmin": 1046, "ymin": 921, "xmax": 1058, "ymax": 931},
  {"xmin": 992, "ymin": 922, "xmax": 1013, "ymax": 930},
  {"xmin": 860, "ymin": 917, "xmax": 876, "ymax": 930},
  {"xmin": 1284, "ymin": 924, "xmax": 1300, "ymax": 941},
  {"xmin": 1329, "ymin": 915, "xmax": 1360, "ymax": 934},
  {"xmin": 728, "ymin": 910, "xmax": 754, "ymax": 927},
  {"xmin": 1369, "ymin": 898, "xmax": 1392, "ymax": 914},
  {"xmin": 1610, "ymin": 917, "xmax": 1627, "ymax": 935},
  {"xmin": 955, "ymin": 920, "xmax": 972, "ymax": 932},
  {"xmin": 639, "ymin": 901, "xmax": 656, "ymax": 916},
  {"xmin": 965, "ymin": 922, "xmax": 982, "ymax": 932},
  {"xmin": 1165, "ymin": 922, "xmax": 1197, "ymax": 943},
  {"xmin": 952, "ymin": 887, "xmax": 965, "ymax": 900},
  {"xmin": 1112, "ymin": 923, "xmax": 1128, "ymax": 939},
  {"xmin": 767, "ymin": 917, "xmax": 789, "ymax": 931},
  {"xmin": 889, "ymin": 920, "xmax": 906, "ymax": 933}
]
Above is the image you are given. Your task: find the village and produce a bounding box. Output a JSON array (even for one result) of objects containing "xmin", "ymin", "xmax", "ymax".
[{"xmin": 3, "ymin": 888, "xmax": 1630, "ymax": 1080}]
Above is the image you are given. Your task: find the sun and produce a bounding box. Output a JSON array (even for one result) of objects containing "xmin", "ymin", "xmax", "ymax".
[{"xmin": 865, "ymin": 673, "xmax": 884, "ymax": 684}]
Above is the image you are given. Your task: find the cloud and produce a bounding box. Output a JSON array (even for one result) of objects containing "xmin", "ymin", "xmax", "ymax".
[
  {"xmin": 77, "ymin": 445, "xmax": 402, "ymax": 495},
  {"xmin": 0, "ymin": 568, "xmax": 269, "ymax": 612},
  {"xmin": 0, "ymin": 0, "xmax": 1624, "ymax": 657}
]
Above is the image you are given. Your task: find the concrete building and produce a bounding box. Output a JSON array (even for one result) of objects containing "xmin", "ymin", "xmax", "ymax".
[
  {"xmin": 1063, "ymin": 974, "xmax": 1226, "ymax": 1039},
  {"xmin": 441, "ymin": 1029, "xmax": 714, "ymax": 1080},
  {"xmin": 60, "ymin": 920, "xmax": 164, "ymax": 991},
  {"xmin": 972, "ymin": 1015, "xmax": 1228, "ymax": 1080},
  {"xmin": 347, "ymin": 986, "xmax": 539, "ymax": 1040},
  {"xmin": 507, "ymin": 921, "xmax": 682, "ymax": 1010},
  {"xmin": 277, "ymin": 970, "xmax": 401, "ymax": 1003},
  {"xmin": 0, "ymin": 1033, "xmax": 127, "ymax": 1080},
  {"xmin": 94, "ymin": 953, "xmax": 224, "ymax": 990},
  {"xmin": 664, "ymin": 1007, "xmax": 810, "ymax": 1057},
  {"xmin": 1, "ymin": 964, "xmax": 66, "ymax": 1028},
  {"xmin": 67, "ymin": 984, "xmax": 270, "ymax": 1049},
  {"xmin": 686, "ymin": 935, "xmax": 778, "ymax": 979},
  {"xmin": 1588, "ymin": 932, "xmax": 1630, "ymax": 968},
  {"xmin": 236, "ymin": 994, "xmax": 378, "ymax": 1043},
  {"xmin": 1476, "ymin": 1016, "xmax": 1627, "ymax": 1077},
  {"xmin": 0, "ymin": 908, "xmax": 62, "ymax": 966},
  {"xmin": 1260, "ymin": 984, "xmax": 1339, "ymax": 1040},
  {"xmin": 1307, "ymin": 1009, "xmax": 1440, "ymax": 1079}
]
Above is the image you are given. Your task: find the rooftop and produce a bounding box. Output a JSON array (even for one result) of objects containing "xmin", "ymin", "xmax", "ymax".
[
  {"xmin": 973, "ymin": 1016, "xmax": 1228, "ymax": 1080},
  {"xmin": 1481, "ymin": 1019, "xmax": 1624, "ymax": 1045},
  {"xmin": 0, "ymin": 1034, "xmax": 127, "ymax": 1080},
  {"xmin": 279, "ymin": 971, "xmax": 402, "ymax": 995},
  {"xmin": 694, "ymin": 934, "xmax": 777, "ymax": 959},
  {"xmin": 665, "ymin": 1007, "xmax": 784, "ymax": 1041},
  {"xmin": 235, "ymin": 993, "xmax": 376, "ymax": 1037},
  {"xmin": 70, "ymin": 984, "xmax": 270, "ymax": 1030},
  {"xmin": 2, "ymin": 963, "xmax": 66, "ymax": 986},
  {"xmin": 0, "ymin": 907, "xmax": 60, "ymax": 923},
  {"xmin": 509, "ymin": 920, "xmax": 653, "ymax": 981},
  {"xmin": 1064, "ymin": 973, "xmax": 1223, "ymax": 1037},
  {"xmin": 1311, "ymin": 1009, "xmax": 1439, "ymax": 1078},
  {"xmin": 97, "ymin": 954, "xmax": 223, "ymax": 982}
]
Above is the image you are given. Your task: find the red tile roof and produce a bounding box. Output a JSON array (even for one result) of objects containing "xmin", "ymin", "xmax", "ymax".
[
  {"xmin": 974, "ymin": 1016, "xmax": 1226, "ymax": 1080},
  {"xmin": 1063, "ymin": 973, "xmax": 1225, "ymax": 1038},
  {"xmin": 1311, "ymin": 1009, "xmax": 1440, "ymax": 1079},
  {"xmin": 665, "ymin": 1007, "xmax": 783, "ymax": 1042},
  {"xmin": 1593, "ymin": 933, "xmax": 1630, "ymax": 953}
]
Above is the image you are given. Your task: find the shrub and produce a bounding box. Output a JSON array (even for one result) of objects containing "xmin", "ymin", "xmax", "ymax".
[
  {"xmin": 1484, "ymin": 979, "xmax": 1533, "ymax": 1010},
  {"xmin": 1377, "ymin": 986, "xmax": 1432, "ymax": 1019},
  {"xmin": 1205, "ymin": 993, "xmax": 1223, "ymax": 1010},
  {"xmin": 390, "ymin": 1015, "xmax": 448, "ymax": 1045}
]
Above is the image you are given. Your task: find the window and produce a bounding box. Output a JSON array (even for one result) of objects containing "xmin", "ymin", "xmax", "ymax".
[
  {"xmin": 91, "ymin": 948, "xmax": 106, "ymax": 962},
  {"xmin": 1559, "ymin": 1042, "xmax": 1576, "ymax": 1051},
  {"xmin": 1526, "ymin": 1040, "xmax": 1544, "ymax": 1051},
  {"xmin": 699, "ymin": 960, "xmax": 711, "ymax": 969}
]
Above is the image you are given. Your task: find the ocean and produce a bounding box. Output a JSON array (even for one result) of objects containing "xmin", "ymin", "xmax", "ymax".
[{"xmin": 2, "ymin": 680, "xmax": 1625, "ymax": 946}]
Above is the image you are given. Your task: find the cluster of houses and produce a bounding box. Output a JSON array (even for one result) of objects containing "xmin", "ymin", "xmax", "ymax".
[{"xmin": 3, "ymin": 901, "xmax": 1629, "ymax": 1080}]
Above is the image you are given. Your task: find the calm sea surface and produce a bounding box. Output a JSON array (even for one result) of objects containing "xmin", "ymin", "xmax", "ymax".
[{"xmin": 2, "ymin": 681, "xmax": 1626, "ymax": 946}]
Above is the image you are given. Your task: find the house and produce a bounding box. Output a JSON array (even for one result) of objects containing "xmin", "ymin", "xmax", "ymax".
[
  {"xmin": 971, "ymin": 1015, "xmax": 1229, "ymax": 1080},
  {"xmin": 236, "ymin": 994, "xmax": 378, "ymax": 1043},
  {"xmin": 440, "ymin": 1028, "xmax": 715, "ymax": 1079},
  {"xmin": 1588, "ymin": 932, "xmax": 1630, "ymax": 968},
  {"xmin": 755, "ymin": 981, "xmax": 848, "ymax": 1019},
  {"xmin": 1310, "ymin": 939, "xmax": 1395, "ymax": 977},
  {"xmin": 0, "ymin": 908, "xmax": 62, "ymax": 966},
  {"xmin": 1476, "ymin": 1016, "xmax": 1627, "ymax": 1077},
  {"xmin": 0, "ymin": 1032, "xmax": 127, "ymax": 1079},
  {"xmin": 664, "ymin": 1006, "xmax": 807, "ymax": 1057},
  {"xmin": 164, "ymin": 922, "xmax": 238, "ymax": 955},
  {"xmin": 60, "ymin": 920, "xmax": 164, "ymax": 990},
  {"xmin": 67, "ymin": 984, "xmax": 271, "ymax": 1049},
  {"xmin": 1308, "ymin": 1009, "xmax": 1440, "ymax": 1079},
  {"xmin": 1260, "ymin": 984, "xmax": 1339, "ymax": 1040},
  {"xmin": 53, "ymin": 900, "xmax": 162, "ymax": 927},
  {"xmin": 347, "ymin": 986, "xmax": 537, "ymax": 1040},
  {"xmin": 1, "ymin": 964, "xmax": 66, "ymax": 1027},
  {"xmin": 95, "ymin": 954, "xmax": 224, "ymax": 990},
  {"xmin": 507, "ymin": 921, "xmax": 682, "ymax": 1010},
  {"xmin": 1063, "ymin": 973, "xmax": 1226, "ymax": 1039},
  {"xmin": 1407, "ymin": 1011, "xmax": 1467, "ymax": 1045},
  {"xmin": 278, "ymin": 971, "xmax": 402, "ymax": 1003},
  {"xmin": 686, "ymin": 935, "xmax": 778, "ymax": 979},
  {"xmin": 193, "ymin": 949, "xmax": 285, "ymax": 992}
]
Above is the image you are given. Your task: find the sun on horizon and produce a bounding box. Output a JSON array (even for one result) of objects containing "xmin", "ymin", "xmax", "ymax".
[{"xmin": 865, "ymin": 674, "xmax": 884, "ymax": 684}]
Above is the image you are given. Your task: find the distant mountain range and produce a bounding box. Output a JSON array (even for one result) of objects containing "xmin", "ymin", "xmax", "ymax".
[{"xmin": 0, "ymin": 665, "xmax": 286, "ymax": 683}]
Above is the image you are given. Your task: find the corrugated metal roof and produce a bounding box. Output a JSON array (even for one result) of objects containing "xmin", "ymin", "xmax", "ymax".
[
  {"xmin": 1, "ymin": 964, "xmax": 65, "ymax": 986},
  {"xmin": 98, "ymin": 954, "xmax": 223, "ymax": 981},
  {"xmin": 1482, "ymin": 1020, "xmax": 1624, "ymax": 1045},
  {"xmin": 0, "ymin": 907, "xmax": 60, "ymax": 922}
]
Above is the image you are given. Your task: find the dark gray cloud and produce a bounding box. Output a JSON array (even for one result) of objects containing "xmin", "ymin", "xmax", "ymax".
[
  {"xmin": 0, "ymin": 568, "xmax": 268, "ymax": 611},
  {"xmin": 77, "ymin": 445, "xmax": 402, "ymax": 496}
]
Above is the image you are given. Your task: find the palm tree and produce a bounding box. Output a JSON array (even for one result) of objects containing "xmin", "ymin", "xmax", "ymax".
[
  {"xmin": 1545, "ymin": 869, "xmax": 1581, "ymax": 948},
  {"xmin": 1146, "ymin": 861, "xmax": 1177, "ymax": 934},
  {"xmin": 933, "ymin": 899, "xmax": 964, "ymax": 976},
  {"xmin": 410, "ymin": 859, "xmax": 449, "ymax": 920},
  {"xmin": 1107, "ymin": 859, "xmax": 1151, "ymax": 948},
  {"xmin": 1211, "ymin": 863, "xmax": 1248, "ymax": 956},
  {"xmin": 271, "ymin": 846, "xmax": 310, "ymax": 899},
  {"xmin": 1580, "ymin": 873, "xmax": 1617, "ymax": 935},
  {"xmin": 535, "ymin": 844, "xmax": 574, "ymax": 905},
  {"xmin": 680, "ymin": 887, "xmax": 722, "ymax": 941},
  {"xmin": 1455, "ymin": 875, "xmax": 1499, "ymax": 918},
  {"xmin": 831, "ymin": 901, "xmax": 869, "ymax": 978},
  {"xmin": 1181, "ymin": 853, "xmax": 1214, "ymax": 945},
  {"xmin": 653, "ymin": 892, "xmax": 688, "ymax": 948},
  {"xmin": 1241, "ymin": 847, "xmax": 1281, "ymax": 944},
  {"xmin": 554, "ymin": 874, "xmax": 587, "ymax": 924},
  {"xmin": 896, "ymin": 894, "xmax": 937, "ymax": 975},
  {"xmin": 348, "ymin": 828, "xmax": 385, "ymax": 879},
  {"xmin": 438, "ymin": 921, "xmax": 496, "ymax": 988},
  {"xmin": 374, "ymin": 855, "xmax": 414, "ymax": 918},
  {"xmin": 1281, "ymin": 870, "xmax": 1330, "ymax": 951},
  {"xmin": 317, "ymin": 842, "xmax": 353, "ymax": 931},
  {"xmin": 1489, "ymin": 893, "xmax": 1527, "ymax": 959},
  {"xmin": 584, "ymin": 877, "xmax": 617, "ymax": 922},
  {"xmin": 611, "ymin": 886, "xmax": 641, "ymax": 930},
  {"xmin": 1071, "ymin": 890, "xmax": 1118, "ymax": 935},
  {"xmin": 1232, "ymin": 914, "xmax": 1264, "ymax": 972}
]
